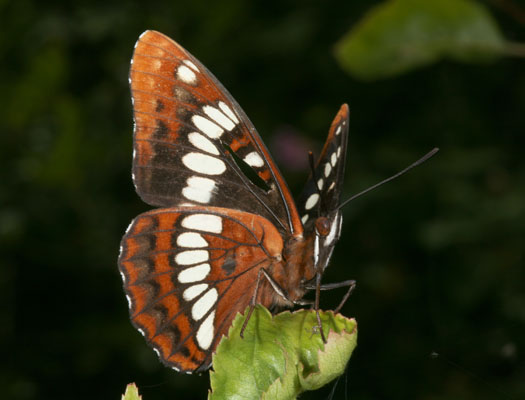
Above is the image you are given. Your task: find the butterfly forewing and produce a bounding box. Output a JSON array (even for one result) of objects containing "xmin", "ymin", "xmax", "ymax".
[
  {"xmin": 130, "ymin": 30, "xmax": 302, "ymax": 235},
  {"xmin": 297, "ymin": 104, "xmax": 349, "ymax": 226},
  {"xmin": 119, "ymin": 206, "xmax": 284, "ymax": 372}
]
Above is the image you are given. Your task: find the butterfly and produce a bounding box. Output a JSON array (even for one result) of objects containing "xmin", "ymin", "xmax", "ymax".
[{"xmin": 118, "ymin": 30, "xmax": 355, "ymax": 373}]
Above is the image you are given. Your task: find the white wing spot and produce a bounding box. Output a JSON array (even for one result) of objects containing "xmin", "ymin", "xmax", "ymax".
[
  {"xmin": 192, "ymin": 288, "xmax": 218, "ymax": 321},
  {"xmin": 218, "ymin": 101, "xmax": 239, "ymax": 124},
  {"xmin": 183, "ymin": 283, "xmax": 208, "ymax": 301},
  {"xmin": 192, "ymin": 115, "xmax": 224, "ymax": 139},
  {"xmin": 134, "ymin": 35, "xmax": 143, "ymax": 50},
  {"xmin": 177, "ymin": 232, "xmax": 208, "ymax": 248},
  {"xmin": 317, "ymin": 178, "xmax": 324, "ymax": 190},
  {"xmin": 324, "ymin": 162, "xmax": 332, "ymax": 177},
  {"xmin": 301, "ymin": 214, "xmax": 309, "ymax": 224},
  {"xmin": 196, "ymin": 311, "xmax": 215, "ymax": 350},
  {"xmin": 331, "ymin": 152, "xmax": 337, "ymax": 167},
  {"xmin": 119, "ymin": 270, "xmax": 127, "ymax": 284},
  {"xmin": 243, "ymin": 151, "xmax": 264, "ymax": 168},
  {"xmin": 305, "ymin": 193, "xmax": 320, "ymax": 210},
  {"xmin": 337, "ymin": 146, "xmax": 341, "ymax": 158},
  {"xmin": 182, "ymin": 176, "xmax": 216, "ymax": 203},
  {"xmin": 177, "ymin": 65, "xmax": 197, "ymax": 85},
  {"xmin": 188, "ymin": 132, "xmax": 219, "ymax": 155},
  {"xmin": 203, "ymin": 105, "xmax": 235, "ymax": 131},
  {"xmin": 182, "ymin": 214, "xmax": 222, "ymax": 233},
  {"xmin": 335, "ymin": 125, "xmax": 342, "ymax": 135},
  {"xmin": 178, "ymin": 263, "xmax": 211, "ymax": 283},
  {"xmin": 175, "ymin": 250, "xmax": 209, "ymax": 266},
  {"xmin": 327, "ymin": 182, "xmax": 335, "ymax": 191},
  {"xmin": 182, "ymin": 152, "xmax": 226, "ymax": 175},
  {"xmin": 183, "ymin": 59, "xmax": 199, "ymax": 72},
  {"xmin": 125, "ymin": 220, "xmax": 133, "ymax": 235}
]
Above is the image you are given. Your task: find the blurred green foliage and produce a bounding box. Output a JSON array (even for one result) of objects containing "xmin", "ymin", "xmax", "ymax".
[
  {"xmin": 1, "ymin": 1, "xmax": 524, "ymax": 399},
  {"xmin": 335, "ymin": 0, "xmax": 506, "ymax": 80}
]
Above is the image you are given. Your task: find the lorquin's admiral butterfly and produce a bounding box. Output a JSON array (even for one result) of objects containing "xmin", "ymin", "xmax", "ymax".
[{"xmin": 119, "ymin": 30, "xmax": 355, "ymax": 373}]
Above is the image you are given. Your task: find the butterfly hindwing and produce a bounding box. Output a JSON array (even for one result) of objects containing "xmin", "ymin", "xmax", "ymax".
[
  {"xmin": 118, "ymin": 206, "xmax": 284, "ymax": 372},
  {"xmin": 130, "ymin": 30, "xmax": 302, "ymax": 235}
]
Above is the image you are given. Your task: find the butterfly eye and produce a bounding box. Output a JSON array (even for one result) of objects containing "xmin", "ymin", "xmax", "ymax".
[{"xmin": 314, "ymin": 217, "xmax": 331, "ymax": 236}]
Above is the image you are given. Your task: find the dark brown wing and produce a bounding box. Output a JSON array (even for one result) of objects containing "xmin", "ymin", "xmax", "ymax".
[{"xmin": 297, "ymin": 104, "xmax": 349, "ymax": 225}]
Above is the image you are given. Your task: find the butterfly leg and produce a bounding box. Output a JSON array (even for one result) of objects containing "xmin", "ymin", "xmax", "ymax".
[
  {"xmin": 240, "ymin": 267, "xmax": 290, "ymax": 338},
  {"xmin": 326, "ymin": 280, "xmax": 356, "ymax": 313},
  {"xmin": 314, "ymin": 271, "xmax": 327, "ymax": 343},
  {"xmin": 294, "ymin": 299, "xmax": 314, "ymax": 306},
  {"xmin": 312, "ymin": 278, "xmax": 356, "ymax": 342},
  {"xmin": 307, "ymin": 279, "xmax": 356, "ymax": 313}
]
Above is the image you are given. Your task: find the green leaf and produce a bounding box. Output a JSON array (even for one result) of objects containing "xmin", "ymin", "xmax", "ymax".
[
  {"xmin": 209, "ymin": 306, "xmax": 357, "ymax": 400},
  {"xmin": 121, "ymin": 383, "xmax": 142, "ymax": 400},
  {"xmin": 335, "ymin": 0, "xmax": 506, "ymax": 80}
]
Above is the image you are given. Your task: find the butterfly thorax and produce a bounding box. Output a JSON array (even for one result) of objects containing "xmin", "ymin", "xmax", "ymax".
[{"xmin": 267, "ymin": 234, "xmax": 316, "ymax": 308}]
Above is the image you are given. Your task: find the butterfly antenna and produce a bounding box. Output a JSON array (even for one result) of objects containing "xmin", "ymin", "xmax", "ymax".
[{"xmin": 337, "ymin": 147, "xmax": 439, "ymax": 211}]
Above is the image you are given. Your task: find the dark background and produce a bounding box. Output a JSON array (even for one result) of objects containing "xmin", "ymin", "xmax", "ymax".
[{"xmin": 2, "ymin": 1, "xmax": 524, "ymax": 399}]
